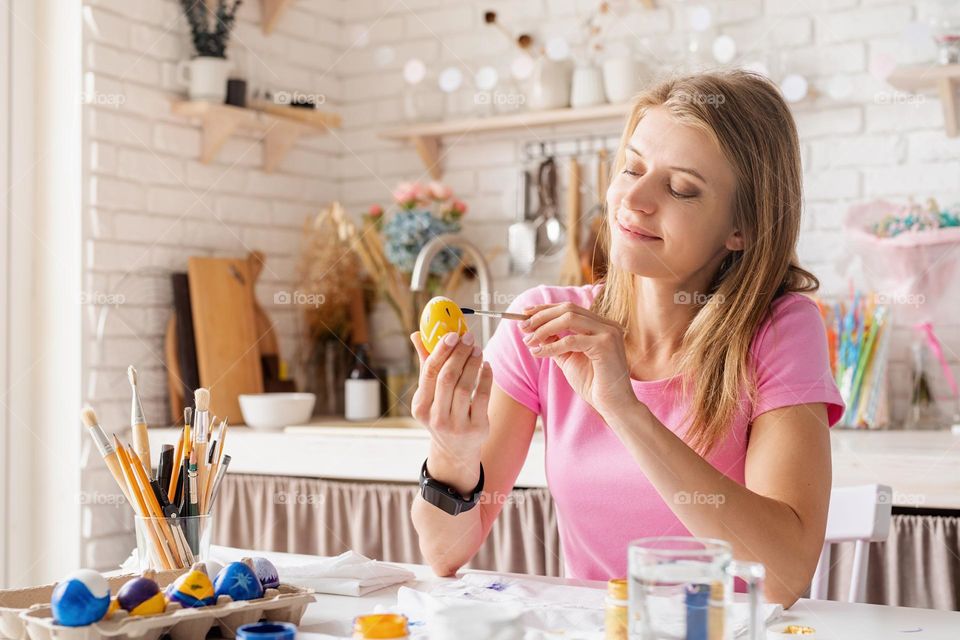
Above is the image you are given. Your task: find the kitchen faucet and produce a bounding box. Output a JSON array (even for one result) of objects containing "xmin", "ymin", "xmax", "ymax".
[{"xmin": 410, "ymin": 234, "xmax": 494, "ymax": 346}]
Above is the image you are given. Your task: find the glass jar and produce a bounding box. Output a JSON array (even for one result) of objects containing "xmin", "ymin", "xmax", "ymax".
[
  {"xmin": 605, "ymin": 578, "xmax": 628, "ymax": 640},
  {"xmin": 353, "ymin": 613, "xmax": 409, "ymax": 639}
]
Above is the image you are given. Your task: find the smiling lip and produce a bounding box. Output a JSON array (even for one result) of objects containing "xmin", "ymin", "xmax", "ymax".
[{"xmin": 616, "ymin": 216, "xmax": 662, "ymax": 241}]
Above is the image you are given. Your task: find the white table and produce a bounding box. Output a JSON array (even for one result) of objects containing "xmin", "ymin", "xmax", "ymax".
[{"xmin": 245, "ymin": 553, "xmax": 960, "ymax": 639}]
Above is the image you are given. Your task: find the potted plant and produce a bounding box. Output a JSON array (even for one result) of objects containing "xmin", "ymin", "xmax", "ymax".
[{"xmin": 176, "ymin": 0, "xmax": 243, "ymax": 102}]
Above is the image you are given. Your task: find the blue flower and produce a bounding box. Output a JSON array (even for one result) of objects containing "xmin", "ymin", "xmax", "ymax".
[{"xmin": 381, "ymin": 209, "xmax": 462, "ymax": 274}]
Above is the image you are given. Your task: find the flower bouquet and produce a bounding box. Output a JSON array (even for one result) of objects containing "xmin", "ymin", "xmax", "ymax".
[{"xmin": 333, "ymin": 182, "xmax": 472, "ymax": 359}]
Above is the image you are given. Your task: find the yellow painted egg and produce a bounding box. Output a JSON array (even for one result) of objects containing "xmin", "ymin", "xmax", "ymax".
[{"xmin": 419, "ymin": 296, "xmax": 467, "ymax": 353}]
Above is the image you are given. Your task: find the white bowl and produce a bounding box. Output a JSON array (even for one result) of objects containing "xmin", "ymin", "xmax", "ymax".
[{"xmin": 239, "ymin": 392, "xmax": 316, "ymax": 430}]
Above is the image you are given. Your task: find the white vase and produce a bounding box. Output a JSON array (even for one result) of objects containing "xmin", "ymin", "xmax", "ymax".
[
  {"xmin": 176, "ymin": 56, "xmax": 231, "ymax": 102},
  {"xmin": 528, "ymin": 58, "xmax": 572, "ymax": 111},
  {"xmin": 570, "ymin": 65, "xmax": 607, "ymax": 109},
  {"xmin": 602, "ymin": 57, "xmax": 646, "ymax": 104}
]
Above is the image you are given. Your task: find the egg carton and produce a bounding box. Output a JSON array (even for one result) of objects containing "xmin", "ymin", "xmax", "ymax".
[
  {"xmin": 0, "ymin": 571, "xmax": 182, "ymax": 640},
  {"xmin": 18, "ymin": 584, "xmax": 313, "ymax": 640}
]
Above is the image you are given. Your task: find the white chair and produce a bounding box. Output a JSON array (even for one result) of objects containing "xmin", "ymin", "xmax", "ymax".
[{"xmin": 810, "ymin": 484, "xmax": 892, "ymax": 603}]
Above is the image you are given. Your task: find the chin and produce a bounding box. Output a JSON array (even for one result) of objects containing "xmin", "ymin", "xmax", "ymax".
[{"xmin": 609, "ymin": 240, "xmax": 675, "ymax": 278}]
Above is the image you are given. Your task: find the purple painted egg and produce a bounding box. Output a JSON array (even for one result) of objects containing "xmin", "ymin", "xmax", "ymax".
[
  {"xmin": 214, "ymin": 561, "xmax": 264, "ymax": 602},
  {"xmin": 251, "ymin": 557, "xmax": 280, "ymax": 590},
  {"xmin": 51, "ymin": 569, "xmax": 111, "ymax": 627},
  {"xmin": 117, "ymin": 575, "xmax": 165, "ymax": 616}
]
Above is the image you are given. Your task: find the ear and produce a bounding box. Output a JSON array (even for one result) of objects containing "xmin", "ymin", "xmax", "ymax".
[{"xmin": 725, "ymin": 230, "xmax": 745, "ymax": 252}]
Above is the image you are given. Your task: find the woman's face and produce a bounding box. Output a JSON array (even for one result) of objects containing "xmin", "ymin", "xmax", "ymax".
[{"xmin": 607, "ymin": 106, "xmax": 742, "ymax": 287}]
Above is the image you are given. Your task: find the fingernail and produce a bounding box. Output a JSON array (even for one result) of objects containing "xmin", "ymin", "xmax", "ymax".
[
  {"xmin": 520, "ymin": 319, "xmax": 530, "ymax": 329},
  {"xmin": 443, "ymin": 332, "xmax": 459, "ymax": 346},
  {"xmin": 472, "ymin": 346, "xmax": 481, "ymax": 357},
  {"xmin": 529, "ymin": 344, "xmax": 541, "ymax": 354},
  {"xmin": 522, "ymin": 332, "xmax": 535, "ymax": 343},
  {"xmin": 461, "ymin": 331, "xmax": 475, "ymax": 346}
]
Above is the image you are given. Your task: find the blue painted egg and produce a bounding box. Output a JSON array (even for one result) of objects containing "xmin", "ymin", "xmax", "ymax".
[
  {"xmin": 117, "ymin": 575, "xmax": 165, "ymax": 616},
  {"xmin": 214, "ymin": 561, "xmax": 264, "ymax": 602},
  {"xmin": 165, "ymin": 566, "xmax": 215, "ymax": 608},
  {"xmin": 251, "ymin": 557, "xmax": 280, "ymax": 590},
  {"xmin": 51, "ymin": 569, "xmax": 110, "ymax": 627}
]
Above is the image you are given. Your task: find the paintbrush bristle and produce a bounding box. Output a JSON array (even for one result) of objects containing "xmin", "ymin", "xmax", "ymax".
[
  {"xmin": 184, "ymin": 406, "xmax": 193, "ymax": 426},
  {"xmin": 127, "ymin": 365, "xmax": 138, "ymax": 387},
  {"xmin": 80, "ymin": 407, "xmax": 98, "ymax": 428},
  {"xmin": 194, "ymin": 388, "xmax": 210, "ymax": 412}
]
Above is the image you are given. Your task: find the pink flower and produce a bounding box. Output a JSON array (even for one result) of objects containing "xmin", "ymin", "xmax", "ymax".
[
  {"xmin": 451, "ymin": 199, "xmax": 468, "ymax": 215},
  {"xmin": 427, "ymin": 181, "xmax": 453, "ymax": 201},
  {"xmin": 367, "ymin": 204, "xmax": 384, "ymax": 217},
  {"xmin": 392, "ymin": 181, "xmax": 428, "ymax": 208}
]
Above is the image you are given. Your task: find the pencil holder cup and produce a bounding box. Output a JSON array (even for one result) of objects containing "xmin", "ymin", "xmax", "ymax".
[{"xmin": 134, "ymin": 514, "xmax": 212, "ymax": 572}]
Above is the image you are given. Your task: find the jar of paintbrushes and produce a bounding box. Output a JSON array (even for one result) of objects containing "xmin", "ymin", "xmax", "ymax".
[{"xmin": 81, "ymin": 374, "xmax": 232, "ymax": 571}]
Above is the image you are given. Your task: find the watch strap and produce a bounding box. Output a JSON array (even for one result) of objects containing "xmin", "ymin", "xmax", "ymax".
[{"xmin": 419, "ymin": 459, "xmax": 484, "ymax": 516}]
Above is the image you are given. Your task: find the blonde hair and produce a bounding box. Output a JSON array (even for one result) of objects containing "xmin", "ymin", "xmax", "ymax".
[{"xmin": 592, "ymin": 70, "xmax": 818, "ymax": 455}]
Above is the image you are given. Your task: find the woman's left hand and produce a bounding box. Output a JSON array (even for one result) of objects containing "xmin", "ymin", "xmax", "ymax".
[{"xmin": 520, "ymin": 302, "xmax": 637, "ymax": 416}]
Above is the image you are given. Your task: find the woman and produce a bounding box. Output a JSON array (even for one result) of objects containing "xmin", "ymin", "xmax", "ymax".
[{"xmin": 408, "ymin": 70, "xmax": 844, "ymax": 608}]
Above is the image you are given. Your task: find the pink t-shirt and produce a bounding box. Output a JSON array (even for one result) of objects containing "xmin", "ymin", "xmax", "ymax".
[{"xmin": 484, "ymin": 283, "xmax": 844, "ymax": 581}]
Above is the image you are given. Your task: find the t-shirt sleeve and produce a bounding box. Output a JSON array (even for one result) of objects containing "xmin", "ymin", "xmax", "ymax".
[
  {"xmin": 481, "ymin": 286, "xmax": 547, "ymax": 414},
  {"xmin": 750, "ymin": 294, "xmax": 845, "ymax": 426}
]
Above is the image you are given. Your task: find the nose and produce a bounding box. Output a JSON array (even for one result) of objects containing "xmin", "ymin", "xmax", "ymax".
[{"xmin": 620, "ymin": 172, "xmax": 657, "ymax": 216}]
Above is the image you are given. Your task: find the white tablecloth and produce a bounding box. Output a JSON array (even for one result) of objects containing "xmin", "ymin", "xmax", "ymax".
[{"xmin": 229, "ymin": 548, "xmax": 960, "ymax": 639}]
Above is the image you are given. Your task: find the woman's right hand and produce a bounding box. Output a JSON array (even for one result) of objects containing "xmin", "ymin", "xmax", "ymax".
[{"xmin": 409, "ymin": 330, "xmax": 493, "ymax": 494}]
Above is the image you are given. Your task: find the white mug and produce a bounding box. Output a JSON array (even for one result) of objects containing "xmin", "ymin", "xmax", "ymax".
[
  {"xmin": 571, "ymin": 65, "xmax": 607, "ymax": 108},
  {"xmin": 528, "ymin": 58, "xmax": 572, "ymax": 111},
  {"xmin": 602, "ymin": 57, "xmax": 646, "ymax": 104},
  {"xmin": 176, "ymin": 56, "xmax": 231, "ymax": 102}
]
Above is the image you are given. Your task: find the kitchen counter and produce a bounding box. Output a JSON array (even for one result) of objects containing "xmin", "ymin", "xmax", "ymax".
[{"xmin": 149, "ymin": 421, "xmax": 960, "ymax": 509}]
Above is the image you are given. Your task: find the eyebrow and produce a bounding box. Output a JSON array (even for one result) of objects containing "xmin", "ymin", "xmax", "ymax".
[{"xmin": 626, "ymin": 144, "xmax": 707, "ymax": 184}]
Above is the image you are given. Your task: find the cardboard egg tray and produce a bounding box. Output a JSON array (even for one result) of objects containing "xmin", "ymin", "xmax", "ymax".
[{"xmin": 1, "ymin": 570, "xmax": 314, "ymax": 640}]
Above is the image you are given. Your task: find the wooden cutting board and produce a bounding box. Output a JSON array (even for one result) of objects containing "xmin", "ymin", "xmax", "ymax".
[{"xmin": 187, "ymin": 256, "xmax": 264, "ymax": 423}]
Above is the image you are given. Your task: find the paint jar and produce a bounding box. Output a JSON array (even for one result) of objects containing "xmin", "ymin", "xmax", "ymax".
[
  {"xmin": 352, "ymin": 613, "xmax": 409, "ymax": 639},
  {"xmin": 237, "ymin": 621, "xmax": 297, "ymax": 639},
  {"xmin": 605, "ymin": 578, "xmax": 628, "ymax": 640}
]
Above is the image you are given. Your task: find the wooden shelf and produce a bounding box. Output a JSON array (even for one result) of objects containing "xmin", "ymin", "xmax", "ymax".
[
  {"xmin": 260, "ymin": 0, "xmax": 294, "ymax": 34},
  {"xmin": 171, "ymin": 101, "xmax": 341, "ymax": 173},
  {"xmin": 378, "ymin": 102, "xmax": 631, "ymax": 179},
  {"xmin": 887, "ymin": 63, "xmax": 960, "ymax": 137}
]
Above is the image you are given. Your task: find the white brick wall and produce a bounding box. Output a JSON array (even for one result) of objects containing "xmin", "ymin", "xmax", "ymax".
[{"xmin": 79, "ymin": 0, "xmax": 960, "ymax": 568}]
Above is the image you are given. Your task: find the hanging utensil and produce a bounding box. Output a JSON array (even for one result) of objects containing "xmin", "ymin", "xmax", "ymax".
[
  {"xmin": 508, "ymin": 168, "xmax": 537, "ymax": 274},
  {"xmin": 535, "ymin": 156, "xmax": 565, "ymax": 256},
  {"xmin": 559, "ymin": 156, "xmax": 584, "ymax": 285},
  {"xmin": 580, "ymin": 148, "xmax": 610, "ymax": 283}
]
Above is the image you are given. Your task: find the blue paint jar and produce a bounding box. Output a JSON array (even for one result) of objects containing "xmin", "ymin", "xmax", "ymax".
[{"xmin": 236, "ymin": 621, "xmax": 297, "ymax": 639}]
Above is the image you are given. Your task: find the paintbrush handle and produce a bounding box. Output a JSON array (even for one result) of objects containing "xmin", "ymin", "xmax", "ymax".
[
  {"xmin": 462, "ymin": 308, "xmax": 530, "ymax": 321},
  {"xmin": 132, "ymin": 423, "xmax": 151, "ymax": 475}
]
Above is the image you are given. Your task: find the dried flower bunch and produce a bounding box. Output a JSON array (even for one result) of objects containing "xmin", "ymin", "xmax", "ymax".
[
  {"xmin": 179, "ymin": 0, "xmax": 243, "ymax": 58},
  {"xmin": 297, "ymin": 203, "xmax": 360, "ymax": 341}
]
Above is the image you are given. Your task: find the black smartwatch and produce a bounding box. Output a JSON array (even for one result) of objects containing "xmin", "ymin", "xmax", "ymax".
[{"xmin": 419, "ymin": 459, "xmax": 484, "ymax": 516}]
